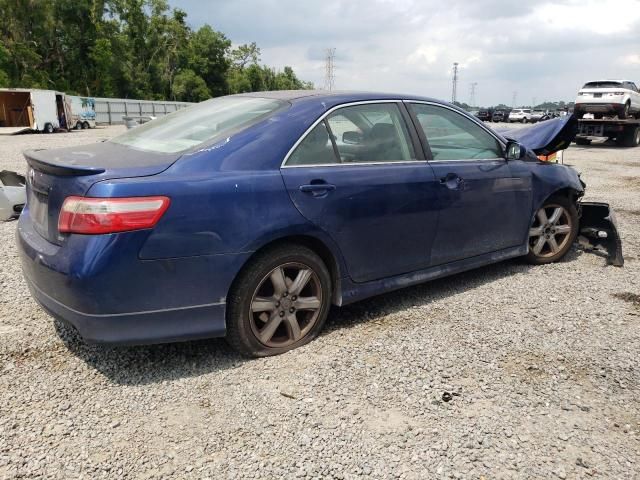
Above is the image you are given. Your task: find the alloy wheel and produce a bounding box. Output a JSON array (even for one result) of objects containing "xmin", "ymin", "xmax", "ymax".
[
  {"xmin": 249, "ymin": 262, "xmax": 323, "ymax": 348},
  {"xmin": 528, "ymin": 204, "xmax": 573, "ymax": 258}
]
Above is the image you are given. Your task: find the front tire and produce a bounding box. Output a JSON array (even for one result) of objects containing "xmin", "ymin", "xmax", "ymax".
[
  {"xmin": 526, "ymin": 195, "xmax": 578, "ymax": 265},
  {"xmin": 226, "ymin": 244, "xmax": 332, "ymax": 357}
]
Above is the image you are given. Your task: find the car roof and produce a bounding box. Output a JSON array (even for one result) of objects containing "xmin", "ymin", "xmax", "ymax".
[
  {"xmin": 584, "ymin": 80, "xmax": 633, "ymax": 84},
  {"xmin": 234, "ymin": 89, "xmax": 445, "ymax": 105}
]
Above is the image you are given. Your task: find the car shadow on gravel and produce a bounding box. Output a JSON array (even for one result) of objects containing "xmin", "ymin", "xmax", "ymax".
[
  {"xmin": 55, "ymin": 321, "xmax": 246, "ymax": 386},
  {"xmin": 323, "ymin": 248, "xmax": 585, "ymax": 334},
  {"xmin": 57, "ymin": 248, "xmax": 590, "ymax": 386}
]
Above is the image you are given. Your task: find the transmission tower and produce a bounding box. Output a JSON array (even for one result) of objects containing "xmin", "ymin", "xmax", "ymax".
[
  {"xmin": 324, "ymin": 48, "xmax": 336, "ymax": 91},
  {"xmin": 451, "ymin": 63, "xmax": 459, "ymax": 103},
  {"xmin": 469, "ymin": 82, "xmax": 478, "ymax": 108}
]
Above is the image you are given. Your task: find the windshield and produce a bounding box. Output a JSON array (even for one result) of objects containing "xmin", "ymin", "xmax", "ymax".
[
  {"xmin": 111, "ymin": 96, "xmax": 286, "ymax": 153},
  {"xmin": 583, "ymin": 81, "xmax": 622, "ymax": 89}
]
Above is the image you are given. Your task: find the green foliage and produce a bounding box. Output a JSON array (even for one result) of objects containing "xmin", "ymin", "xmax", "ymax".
[
  {"xmin": 171, "ymin": 69, "xmax": 210, "ymax": 102},
  {"xmin": 0, "ymin": 0, "xmax": 312, "ymax": 101}
]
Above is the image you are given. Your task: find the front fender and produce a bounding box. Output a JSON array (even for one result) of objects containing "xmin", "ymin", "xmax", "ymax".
[{"xmin": 530, "ymin": 163, "xmax": 584, "ymax": 215}]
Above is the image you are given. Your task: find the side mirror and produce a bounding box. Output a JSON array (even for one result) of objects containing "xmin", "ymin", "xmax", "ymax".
[
  {"xmin": 506, "ymin": 141, "xmax": 526, "ymax": 160},
  {"xmin": 342, "ymin": 131, "xmax": 363, "ymax": 144}
]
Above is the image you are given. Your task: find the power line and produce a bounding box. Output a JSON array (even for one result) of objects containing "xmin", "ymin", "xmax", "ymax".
[
  {"xmin": 469, "ymin": 82, "xmax": 478, "ymax": 108},
  {"xmin": 324, "ymin": 48, "xmax": 336, "ymax": 91},
  {"xmin": 451, "ymin": 63, "xmax": 459, "ymax": 103}
]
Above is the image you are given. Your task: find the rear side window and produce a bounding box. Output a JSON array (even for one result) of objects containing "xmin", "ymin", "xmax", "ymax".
[
  {"xmin": 287, "ymin": 121, "xmax": 338, "ymax": 166},
  {"xmin": 286, "ymin": 103, "xmax": 416, "ymax": 166},
  {"xmin": 111, "ymin": 96, "xmax": 285, "ymax": 153},
  {"xmin": 410, "ymin": 104, "xmax": 503, "ymax": 161},
  {"xmin": 326, "ymin": 103, "xmax": 415, "ymax": 163}
]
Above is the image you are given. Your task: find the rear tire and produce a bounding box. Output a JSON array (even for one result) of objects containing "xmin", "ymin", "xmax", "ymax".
[
  {"xmin": 81, "ymin": 121, "xmax": 89, "ymax": 129},
  {"xmin": 575, "ymin": 137, "xmax": 591, "ymax": 145},
  {"xmin": 75, "ymin": 122, "xmax": 82, "ymax": 130},
  {"xmin": 619, "ymin": 102, "xmax": 630, "ymax": 120},
  {"xmin": 616, "ymin": 127, "xmax": 640, "ymax": 147},
  {"xmin": 44, "ymin": 123, "xmax": 54, "ymax": 134},
  {"xmin": 226, "ymin": 244, "xmax": 332, "ymax": 357},
  {"xmin": 526, "ymin": 195, "xmax": 578, "ymax": 265}
]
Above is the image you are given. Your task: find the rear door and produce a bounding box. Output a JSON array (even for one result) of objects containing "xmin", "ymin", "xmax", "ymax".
[
  {"xmin": 407, "ymin": 102, "xmax": 532, "ymax": 265},
  {"xmin": 30, "ymin": 90, "xmax": 58, "ymax": 131},
  {"xmin": 280, "ymin": 101, "xmax": 439, "ymax": 283}
]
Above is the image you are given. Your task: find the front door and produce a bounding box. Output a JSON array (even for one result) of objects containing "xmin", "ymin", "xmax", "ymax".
[
  {"xmin": 281, "ymin": 102, "xmax": 440, "ymax": 283},
  {"xmin": 407, "ymin": 102, "xmax": 532, "ymax": 266}
]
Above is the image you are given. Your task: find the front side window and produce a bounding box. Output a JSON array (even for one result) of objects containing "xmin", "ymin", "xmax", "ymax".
[
  {"xmin": 410, "ymin": 104, "xmax": 503, "ymax": 161},
  {"xmin": 111, "ymin": 96, "xmax": 285, "ymax": 153}
]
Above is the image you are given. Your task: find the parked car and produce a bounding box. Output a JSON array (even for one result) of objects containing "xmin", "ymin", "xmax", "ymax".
[
  {"xmin": 574, "ymin": 80, "xmax": 640, "ymax": 119},
  {"xmin": 18, "ymin": 91, "xmax": 594, "ymax": 357},
  {"xmin": 509, "ymin": 108, "xmax": 533, "ymax": 123},
  {"xmin": 531, "ymin": 110, "xmax": 548, "ymax": 123},
  {"xmin": 491, "ymin": 110, "xmax": 509, "ymax": 122},
  {"xmin": 476, "ymin": 109, "xmax": 493, "ymax": 121},
  {"xmin": 0, "ymin": 170, "xmax": 26, "ymax": 221}
]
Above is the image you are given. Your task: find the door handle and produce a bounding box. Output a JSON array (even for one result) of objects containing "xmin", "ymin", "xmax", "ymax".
[
  {"xmin": 439, "ymin": 173, "xmax": 464, "ymax": 190},
  {"xmin": 299, "ymin": 183, "xmax": 336, "ymax": 196}
]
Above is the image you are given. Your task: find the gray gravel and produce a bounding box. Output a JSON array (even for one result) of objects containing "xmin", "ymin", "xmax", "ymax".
[{"xmin": 1, "ymin": 125, "xmax": 639, "ymax": 479}]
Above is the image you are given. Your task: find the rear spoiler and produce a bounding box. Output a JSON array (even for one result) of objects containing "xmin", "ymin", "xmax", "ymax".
[{"xmin": 24, "ymin": 149, "xmax": 105, "ymax": 176}]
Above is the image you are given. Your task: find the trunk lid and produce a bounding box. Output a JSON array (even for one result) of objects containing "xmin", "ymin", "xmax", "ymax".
[{"xmin": 24, "ymin": 142, "xmax": 180, "ymax": 244}]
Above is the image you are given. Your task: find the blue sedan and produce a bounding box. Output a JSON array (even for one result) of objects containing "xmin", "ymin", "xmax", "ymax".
[{"xmin": 18, "ymin": 91, "xmax": 586, "ymax": 356}]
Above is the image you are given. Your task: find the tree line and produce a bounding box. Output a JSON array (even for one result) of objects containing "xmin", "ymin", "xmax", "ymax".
[{"xmin": 0, "ymin": 0, "xmax": 313, "ymax": 102}]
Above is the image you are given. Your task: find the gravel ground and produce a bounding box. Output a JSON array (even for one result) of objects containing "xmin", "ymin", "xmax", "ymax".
[{"xmin": 1, "ymin": 125, "xmax": 639, "ymax": 479}]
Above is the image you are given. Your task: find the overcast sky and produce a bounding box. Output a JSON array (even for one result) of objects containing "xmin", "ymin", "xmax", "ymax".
[{"xmin": 170, "ymin": 0, "xmax": 640, "ymax": 106}]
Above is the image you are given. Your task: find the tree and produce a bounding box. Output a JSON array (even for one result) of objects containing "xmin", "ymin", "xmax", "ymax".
[
  {"xmin": 187, "ymin": 26, "xmax": 231, "ymax": 97},
  {"xmin": 229, "ymin": 42, "xmax": 260, "ymax": 69},
  {"xmin": 0, "ymin": 0, "xmax": 311, "ymax": 100},
  {"xmin": 171, "ymin": 69, "xmax": 210, "ymax": 102}
]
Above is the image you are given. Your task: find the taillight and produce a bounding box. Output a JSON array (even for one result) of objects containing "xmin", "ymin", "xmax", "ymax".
[
  {"xmin": 609, "ymin": 92, "xmax": 625, "ymax": 96},
  {"xmin": 58, "ymin": 196, "xmax": 170, "ymax": 234}
]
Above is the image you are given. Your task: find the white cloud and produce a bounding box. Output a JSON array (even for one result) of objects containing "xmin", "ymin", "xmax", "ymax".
[
  {"xmin": 407, "ymin": 46, "xmax": 440, "ymax": 67},
  {"xmin": 171, "ymin": 0, "xmax": 640, "ymax": 106}
]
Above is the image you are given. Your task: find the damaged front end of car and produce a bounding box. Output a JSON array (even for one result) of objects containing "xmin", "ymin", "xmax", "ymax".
[
  {"xmin": 578, "ymin": 201, "xmax": 624, "ymax": 267},
  {"xmin": 496, "ymin": 115, "xmax": 624, "ymax": 267}
]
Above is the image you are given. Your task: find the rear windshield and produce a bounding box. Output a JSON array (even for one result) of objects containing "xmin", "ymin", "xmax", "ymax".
[
  {"xmin": 110, "ymin": 96, "xmax": 286, "ymax": 153},
  {"xmin": 583, "ymin": 81, "xmax": 622, "ymax": 89}
]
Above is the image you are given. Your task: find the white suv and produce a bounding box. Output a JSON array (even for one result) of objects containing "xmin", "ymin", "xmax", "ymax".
[
  {"xmin": 508, "ymin": 108, "xmax": 532, "ymax": 123},
  {"xmin": 574, "ymin": 80, "xmax": 640, "ymax": 119}
]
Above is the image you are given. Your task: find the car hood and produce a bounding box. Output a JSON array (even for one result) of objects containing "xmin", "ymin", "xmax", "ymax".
[{"xmin": 494, "ymin": 114, "xmax": 578, "ymax": 155}]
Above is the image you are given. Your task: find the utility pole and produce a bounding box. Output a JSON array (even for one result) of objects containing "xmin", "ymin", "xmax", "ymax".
[
  {"xmin": 451, "ymin": 63, "xmax": 459, "ymax": 103},
  {"xmin": 512, "ymin": 91, "xmax": 518, "ymax": 108},
  {"xmin": 324, "ymin": 48, "xmax": 336, "ymax": 91},
  {"xmin": 469, "ymin": 82, "xmax": 478, "ymax": 108},
  {"xmin": 532, "ymin": 97, "xmax": 537, "ymax": 108}
]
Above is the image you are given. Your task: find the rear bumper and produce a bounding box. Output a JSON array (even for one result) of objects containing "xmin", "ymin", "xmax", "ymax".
[
  {"xmin": 17, "ymin": 209, "xmax": 251, "ymax": 344},
  {"xmin": 575, "ymin": 103, "xmax": 625, "ymax": 115},
  {"xmin": 25, "ymin": 272, "xmax": 226, "ymax": 344}
]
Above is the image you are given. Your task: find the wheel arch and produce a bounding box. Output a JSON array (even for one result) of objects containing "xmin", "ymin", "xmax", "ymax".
[{"xmin": 228, "ymin": 233, "xmax": 345, "ymax": 306}]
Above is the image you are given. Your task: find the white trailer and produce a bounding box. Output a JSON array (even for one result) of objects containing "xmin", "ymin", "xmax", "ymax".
[
  {"xmin": 0, "ymin": 88, "xmax": 73, "ymax": 135},
  {"xmin": 67, "ymin": 95, "xmax": 97, "ymax": 129}
]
